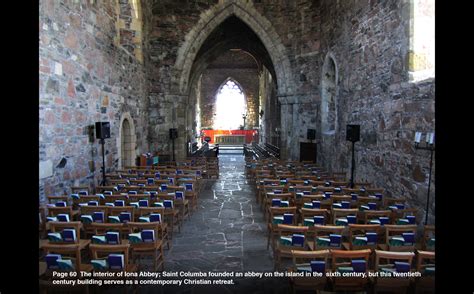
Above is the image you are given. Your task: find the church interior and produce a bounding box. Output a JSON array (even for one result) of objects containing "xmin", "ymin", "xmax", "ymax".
[{"xmin": 38, "ymin": 0, "xmax": 435, "ymax": 293}]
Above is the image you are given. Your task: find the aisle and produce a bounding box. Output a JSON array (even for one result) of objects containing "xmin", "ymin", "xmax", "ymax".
[{"xmin": 164, "ymin": 153, "xmax": 273, "ymax": 272}]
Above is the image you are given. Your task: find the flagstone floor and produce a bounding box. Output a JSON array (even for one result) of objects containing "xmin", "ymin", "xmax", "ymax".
[{"xmin": 139, "ymin": 150, "xmax": 291, "ymax": 293}]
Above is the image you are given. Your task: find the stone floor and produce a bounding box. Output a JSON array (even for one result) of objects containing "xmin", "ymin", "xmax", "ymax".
[{"xmin": 139, "ymin": 150, "xmax": 291, "ymax": 293}]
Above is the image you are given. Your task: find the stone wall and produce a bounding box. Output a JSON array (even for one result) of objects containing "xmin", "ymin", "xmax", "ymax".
[
  {"xmin": 200, "ymin": 50, "xmax": 259, "ymax": 129},
  {"xmin": 258, "ymin": 68, "xmax": 280, "ymax": 147},
  {"xmin": 143, "ymin": 0, "xmax": 435, "ymax": 219},
  {"xmin": 316, "ymin": 0, "xmax": 435, "ymax": 222},
  {"xmin": 39, "ymin": 0, "xmax": 435, "ymax": 220},
  {"xmin": 39, "ymin": 0, "xmax": 150, "ymax": 202}
]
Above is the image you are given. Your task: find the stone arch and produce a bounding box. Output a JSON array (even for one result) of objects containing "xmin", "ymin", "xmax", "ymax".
[
  {"xmin": 173, "ymin": 0, "xmax": 294, "ymax": 96},
  {"xmin": 321, "ymin": 52, "xmax": 339, "ymax": 135},
  {"xmin": 118, "ymin": 112, "xmax": 137, "ymax": 169}
]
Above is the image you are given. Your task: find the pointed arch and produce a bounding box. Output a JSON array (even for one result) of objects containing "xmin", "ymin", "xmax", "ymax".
[
  {"xmin": 213, "ymin": 76, "xmax": 247, "ymax": 100},
  {"xmin": 173, "ymin": 1, "xmax": 294, "ymax": 96},
  {"xmin": 118, "ymin": 112, "xmax": 137, "ymax": 169}
]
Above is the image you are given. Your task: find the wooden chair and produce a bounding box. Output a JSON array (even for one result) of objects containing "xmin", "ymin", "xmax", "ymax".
[
  {"xmin": 415, "ymin": 251, "xmax": 435, "ymax": 293},
  {"xmin": 288, "ymin": 249, "xmax": 330, "ymax": 294},
  {"xmin": 79, "ymin": 206, "xmax": 109, "ymax": 238},
  {"xmin": 331, "ymin": 181, "xmax": 349, "ymax": 188},
  {"xmin": 267, "ymin": 207, "xmax": 298, "ymax": 250},
  {"xmin": 391, "ymin": 208, "xmax": 418, "ymax": 225},
  {"xmin": 155, "ymin": 199, "xmax": 182, "ymax": 237},
  {"xmin": 299, "ymin": 208, "xmax": 329, "ymax": 228},
  {"xmin": 264, "ymin": 192, "xmax": 295, "ymax": 220},
  {"xmin": 40, "ymin": 243, "xmax": 92, "ymax": 294},
  {"xmin": 107, "ymin": 206, "xmax": 135, "ymax": 222},
  {"xmin": 314, "ymin": 186, "xmax": 335, "ymax": 194},
  {"xmin": 47, "ymin": 195, "xmax": 70, "ymax": 206},
  {"xmin": 288, "ymin": 185, "xmax": 313, "ymax": 208},
  {"xmin": 128, "ymin": 194, "xmax": 152, "ymax": 207},
  {"xmin": 260, "ymin": 185, "xmax": 287, "ymax": 207},
  {"xmin": 310, "ymin": 225, "xmax": 345, "ymax": 251},
  {"xmin": 71, "ymin": 186, "xmax": 90, "ymax": 195},
  {"xmin": 159, "ymin": 192, "xmax": 189, "ymax": 222},
  {"xmin": 421, "ymin": 225, "xmax": 435, "ymax": 251},
  {"xmin": 88, "ymin": 243, "xmax": 138, "ymax": 294},
  {"xmin": 89, "ymin": 222, "xmax": 127, "ymax": 244},
  {"xmin": 332, "ymin": 208, "xmax": 359, "ymax": 226},
  {"xmin": 39, "ymin": 206, "xmax": 47, "ymax": 239},
  {"xmin": 126, "ymin": 222, "xmax": 165, "ymax": 271},
  {"xmin": 342, "ymin": 187, "xmax": 362, "ymax": 195},
  {"xmin": 344, "ymin": 224, "xmax": 381, "ymax": 250},
  {"xmin": 73, "ymin": 195, "xmax": 102, "ymax": 208},
  {"xmin": 361, "ymin": 210, "xmax": 392, "ymax": 225},
  {"xmin": 384, "ymin": 197, "xmax": 407, "ymax": 209},
  {"xmin": 104, "ymin": 195, "xmax": 129, "ymax": 206},
  {"xmin": 357, "ymin": 195, "xmax": 383, "ymax": 210},
  {"xmin": 381, "ymin": 225, "xmax": 417, "ymax": 252},
  {"xmin": 90, "ymin": 238, "xmax": 132, "ymax": 262},
  {"xmin": 44, "ymin": 221, "xmax": 83, "ymax": 244},
  {"xmin": 136, "ymin": 207, "xmax": 170, "ymax": 249},
  {"xmin": 47, "ymin": 206, "xmax": 79, "ymax": 221},
  {"xmin": 301, "ymin": 195, "xmax": 328, "ymax": 211},
  {"xmin": 373, "ymin": 250, "xmax": 416, "ymax": 294},
  {"xmin": 273, "ymin": 224, "xmax": 310, "ymax": 270},
  {"xmin": 330, "ymin": 249, "xmax": 372, "ymax": 292},
  {"xmin": 182, "ymin": 180, "xmax": 199, "ymax": 211}
]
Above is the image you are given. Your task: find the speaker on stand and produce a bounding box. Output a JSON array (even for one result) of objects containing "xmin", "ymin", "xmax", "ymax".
[
  {"xmin": 95, "ymin": 122, "xmax": 111, "ymax": 186},
  {"xmin": 346, "ymin": 124, "xmax": 360, "ymax": 188}
]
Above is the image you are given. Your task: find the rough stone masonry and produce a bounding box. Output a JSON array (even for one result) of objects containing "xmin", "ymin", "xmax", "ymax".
[{"xmin": 39, "ymin": 0, "xmax": 434, "ymax": 221}]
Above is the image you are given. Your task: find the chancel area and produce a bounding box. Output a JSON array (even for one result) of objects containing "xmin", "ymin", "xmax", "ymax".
[{"xmin": 39, "ymin": 0, "xmax": 435, "ymax": 293}]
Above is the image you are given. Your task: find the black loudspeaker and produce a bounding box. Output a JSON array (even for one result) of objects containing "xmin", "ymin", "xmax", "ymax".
[
  {"xmin": 169, "ymin": 128, "xmax": 178, "ymax": 139},
  {"xmin": 346, "ymin": 124, "xmax": 360, "ymax": 142},
  {"xmin": 307, "ymin": 129, "xmax": 316, "ymax": 140},
  {"xmin": 95, "ymin": 122, "xmax": 111, "ymax": 139}
]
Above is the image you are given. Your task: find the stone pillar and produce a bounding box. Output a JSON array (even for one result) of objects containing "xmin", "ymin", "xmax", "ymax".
[
  {"xmin": 278, "ymin": 95, "xmax": 298, "ymax": 161},
  {"xmin": 166, "ymin": 94, "xmax": 188, "ymax": 161}
]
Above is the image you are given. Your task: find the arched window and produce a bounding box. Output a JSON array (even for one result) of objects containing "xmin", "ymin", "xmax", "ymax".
[
  {"xmin": 409, "ymin": 0, "xmax": 435, "ymax": 82},
  {"xmin": 116, "ymin": 0, "xmax": 143, "ymax": 63},
  {"xmin": 213, "ymin": 79, "xmax": 247, "ymax": 130},
  {"xmin": 321, "ymin": 55, "xmax": 337, "ymax": 135}
]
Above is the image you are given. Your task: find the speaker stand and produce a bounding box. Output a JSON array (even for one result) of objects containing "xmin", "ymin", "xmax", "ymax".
[
  {"xmin": 172, "ymin": 137, "xmax": 176, "ymax": 162},
  {"xmin": 349, "ymin": 140, "xmax": 356, "ymax": 188},
  {"xmin": 100, "ymin": 138, "xmax": 107, "ymax": 186}
]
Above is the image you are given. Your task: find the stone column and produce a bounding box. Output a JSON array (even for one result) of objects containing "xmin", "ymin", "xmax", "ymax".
[
  {"xmin": 278, "ymin": 95, "xmax": 298, "ymax": 161},
  {"xmin": 165, "ymin": 94, "xmax": 189, "ymax": 161}
]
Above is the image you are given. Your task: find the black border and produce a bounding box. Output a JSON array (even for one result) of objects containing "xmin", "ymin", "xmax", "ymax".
[
  {"xmin": 435, "ymin": 0, "xmax": 473, "ymax": 292},
  {"xmin": 1, "ymin": 0, "xmax": 39, "ymax": 292}
]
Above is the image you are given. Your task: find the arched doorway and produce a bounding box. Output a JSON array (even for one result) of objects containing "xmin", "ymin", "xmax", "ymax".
[
  {"xmin": 170, "ymin": 2, "xmax": 295, "ymax": 159},
  {"xmin": 119, "ymin": 113, "xmax": 137, "ymax": 169}
]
